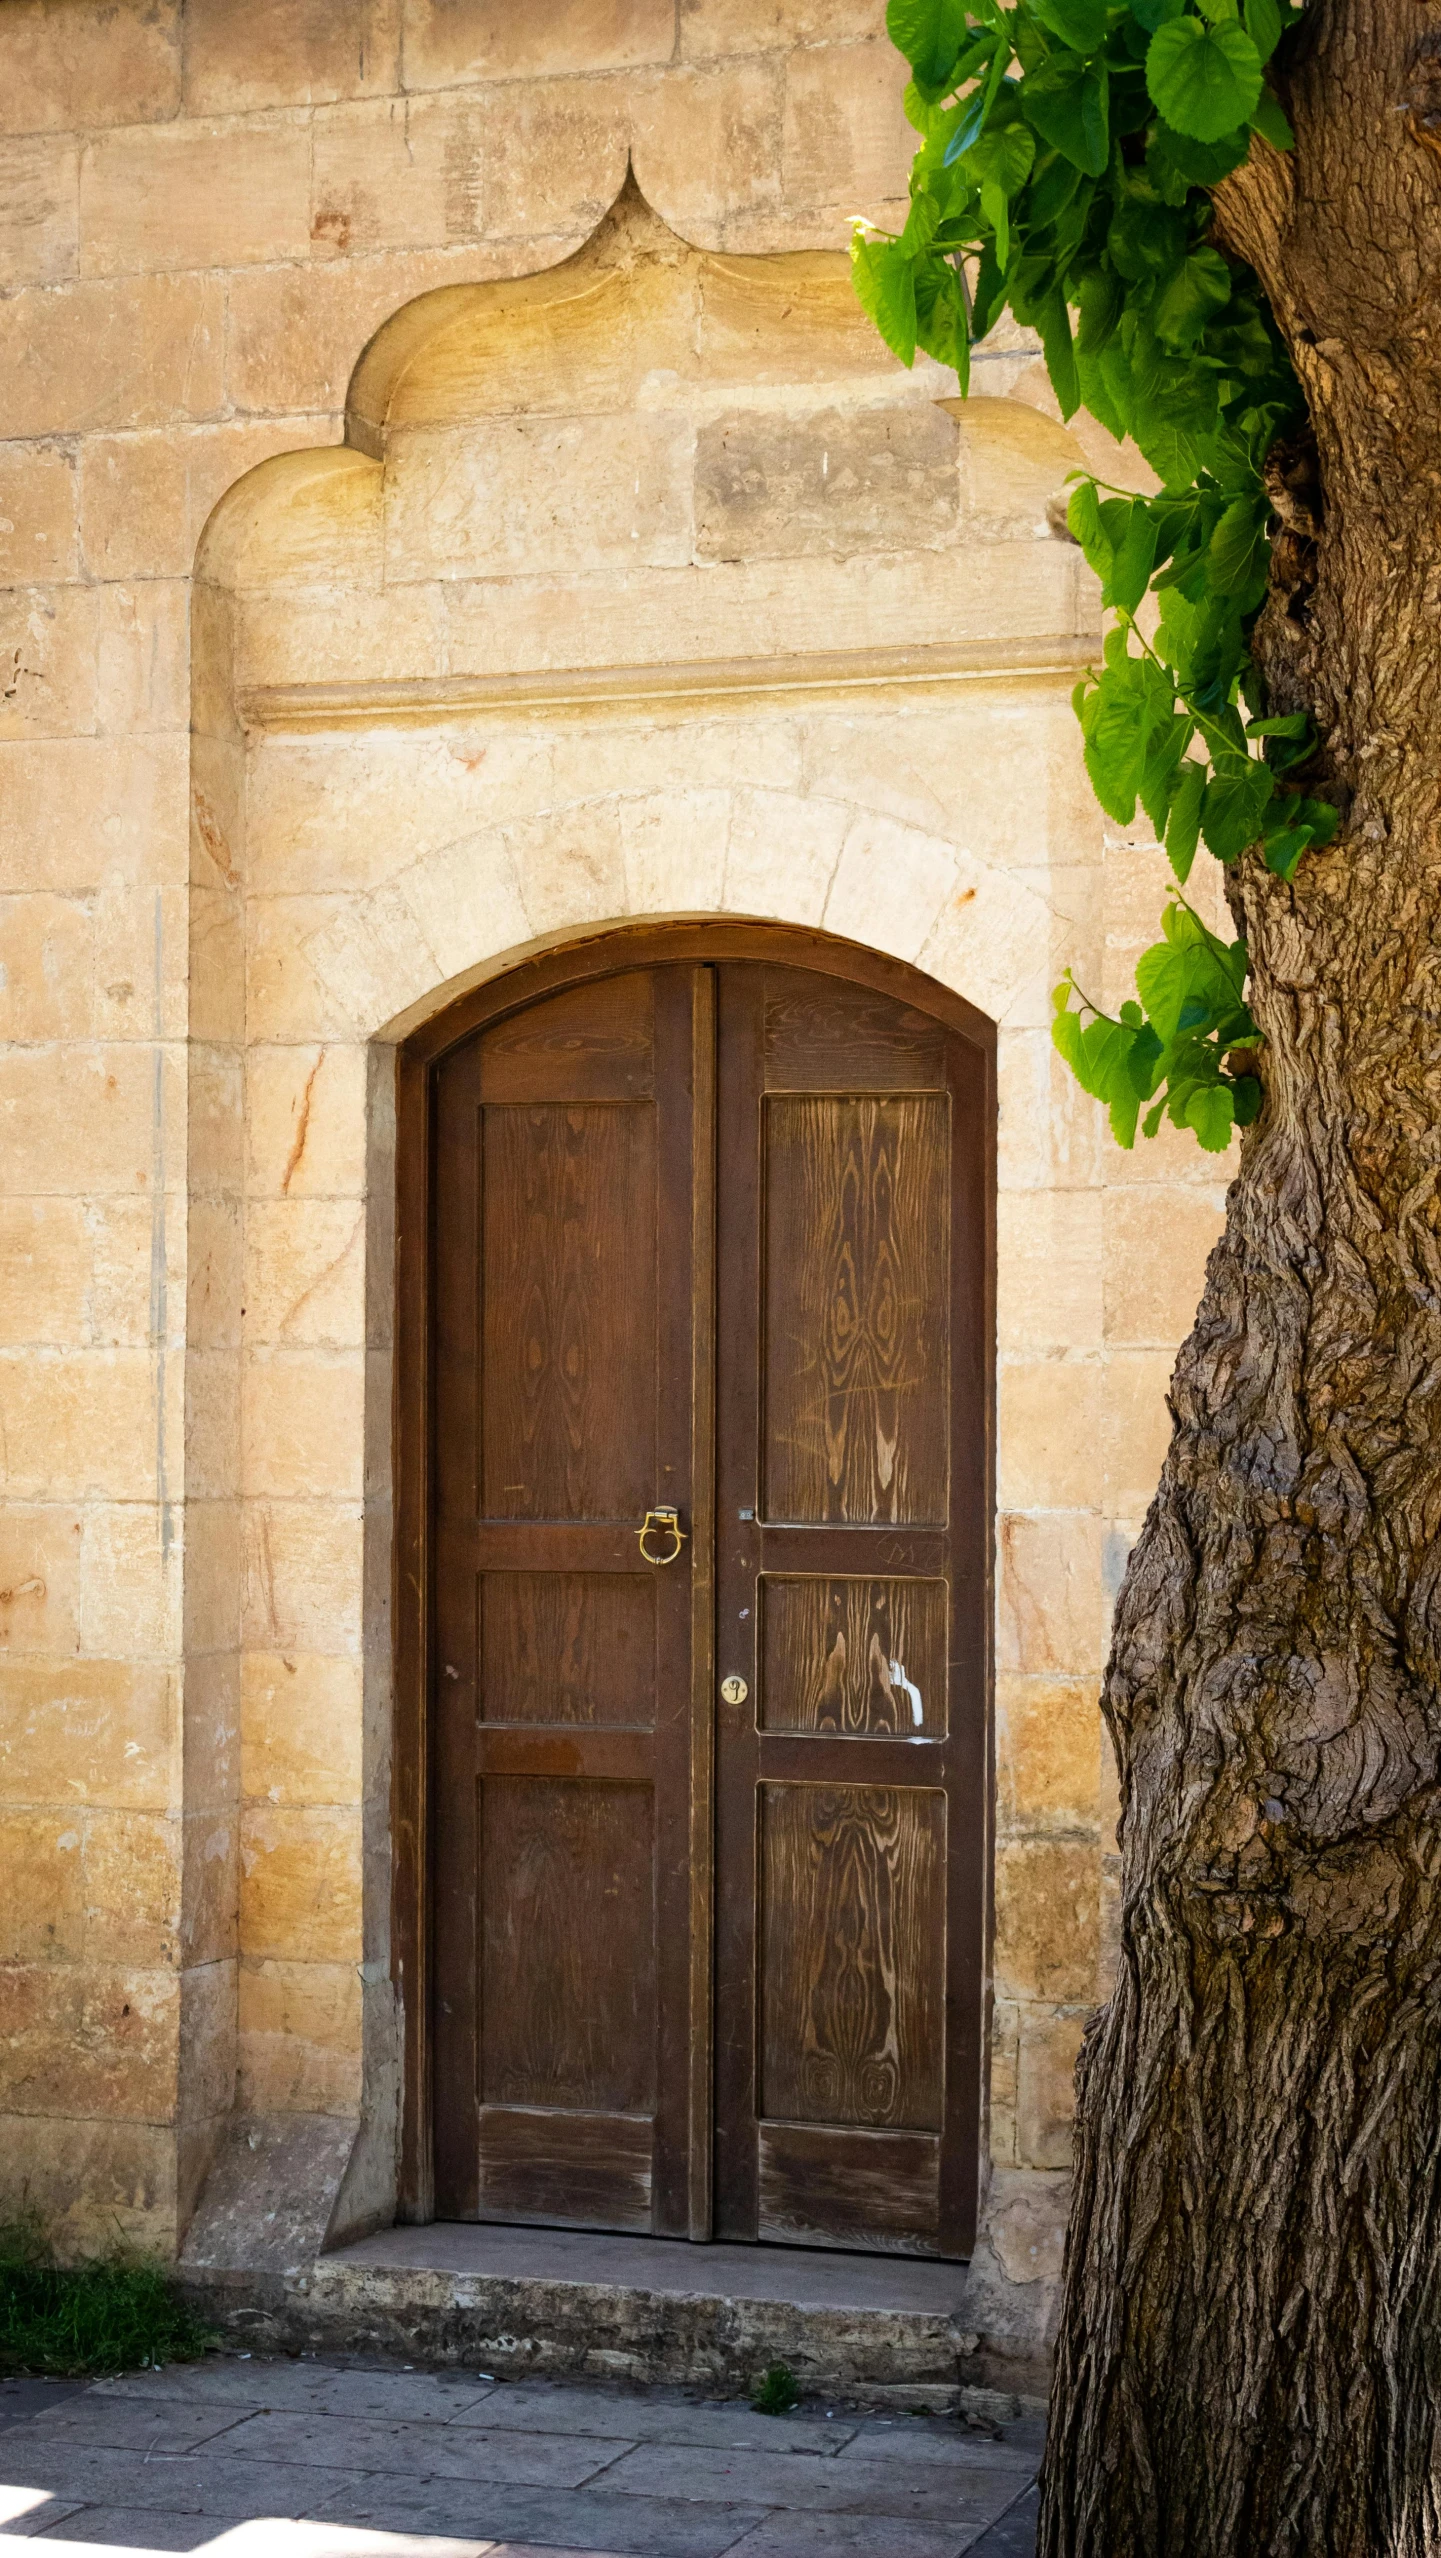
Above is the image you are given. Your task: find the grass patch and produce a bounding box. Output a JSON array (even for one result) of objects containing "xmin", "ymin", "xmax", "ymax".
[
  {"xmin": 0, "ymin": 2219, "xmax": 215, "ymax": 2379},
  {"xmin": 750, "ymin": 2360, "xmax": 800, "ymax": 2415}
]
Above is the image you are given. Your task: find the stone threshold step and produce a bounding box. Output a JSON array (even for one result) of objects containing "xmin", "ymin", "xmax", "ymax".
[{"xmin": 182, "ymin": 2220, "xmax": 1017, "ymax": 2415}]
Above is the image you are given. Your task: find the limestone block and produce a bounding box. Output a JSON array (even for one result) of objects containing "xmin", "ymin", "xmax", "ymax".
[
  {"xmin": 184, "ymin": 0, "xmax": 399, "ymax": 113},
  {"xmin": 185, "ymin": 1349, "xmax": 240, "ymax": 1502},
  {"xmin": 998, "ymin": 1512, "xmax": 1107, "ymax": 1677},
  {"xmin": 724, "ymin": 787, "xmax": 847, "ymax": 927},
  {"xmin": 81, "ymin": 418, "xmax": 337, "ymax": 583},
  {"xmin": 83, "ymin": 1809, "xmax": 182, "ymax": 1966},
  {"xmin": 0, "ymin": 133, "xmax": 77, "ymax": 285},
  {"xmin": 0, "ymin": 737, "xmax": 189, "ymax": 896},
  {"xmin": 997, "ymin": 1189, "xmax": 1103, "ymax": 1353},
  {"xmin": 508, "ymin": 801, "xmax": 628, "ymax": 937},
  {"xmin": 938, "ymin": 397, "xmax": 1090, "ymax": 544},
  {"xmin": 180, "ymin": 1806, "xmax": 239, "ymax": 1968},
  {"xmin": 247, "ymin": 730, "xmax": 551, "ymax": 898},
  {"xmin": 198, "ymin": 449, "xmax": 381, "ymax": 596},
  {"xmin": 241, "ymin": 1499, "xmax": 364, "ymax": 1656},
  {"xmin": 994, "ymin": 1838, "xmax": 1101, "ymax": 2003},
  {"xmin": 0, "ymin": 273, "xmax": 224, "ymax": 438},
  {"xmin": 696, "ymin": 404, "xmax": 957, "ymax": 561},
  {"xmin": 90, "ymin": 880, "xmax": 189, "ymax": 1043},
  {"xmin": 180, "ymin": 1499, "xmax": 240, "ymax": 1658},
  {"xmin": 1102, "ymin": 1347, "xmax": 1175, "ymax": 1522},
  {"xmin": 238, "ymin": 1958, "xmax": 363, "ymax": 2113},
  {"xmin": 695, "ymin": 247, "xmax": 900, "ymax": 387},
  {"xmin": 241, "ymin": 1653, "xmax": 364, "ymax": 1808},
  {"xmin": 0, "ymin": 1, "xmax": 179, "ymax": 134},
  {"xmin": 182, "ymin": 1653, "xmax": 240, "ymax": 1819},
  {"xmin": 781, "ymin": 39, "xmax": 913, "ymax": 219},
  {"xmin": 547, "ymin": 712, "xmax": 802, "ymax": 806},
  {"xmin": 189, "ymin": 1043, "xmax": 245, "ymax": 1203},
  {"xmin": 997, "ymin": 1028, "xmax": 1105, "ymax": 1197},
  {"xmin": 0, "ymin": 1503, "xmax": 81, "ymax": 1654},
  {"xmin": 247, "ymin": 897, "xmax": 371, "ymax": 1044},
  {"xmin": 1017, "ymin": 2011, "xmax": 1085, "ymax": 2171},
  {"xmin": 1102, "ymin": 1187, "xmax": 1226, "ymax": 1348},
  {"xmin": 681, "ymin": 0, "xmax": 882, "ymax": 51},
  {"xmin": 311, "ymin": 95, "xmax": 485, "ymax": 258},
  {"xmin": 996, "ymin": 1675, "xmax": 1103, "ymax": 1835},
  {"xmin": 0, "ymin": 1962, "xmax": 177, "ymax": 2119},
  {"xmin": 621, "ymin": 788, "xmax": 731, "ymax": 916},
  {"xmin": 997, "ymin": 1358, "xmax": 1102, "ymax": 1513},
  {"xmin": 0, "ymin": 444, "xmax": 76, "ymax": 590},
  {"xmin": 79, "ymin": 115, "xmax": 313, "ymax": 278},
  {"xmin": 988, "ymin": 1997, "xmax": 1020, "ymax": 2165},
  {"xmin": 244, "ymin": 1200, "xmax": 366, "ymax": 1352},
  {"xmin": 179, "ymin": 1956, "xmax": 239, "ymax": 2123},
  {"xmin": 225, "ymin": 245, "xmax": 537, "ymax": 418},
  {"xmin": 480, "ymin": 77, "xmax": 634, "ymax": 244},
  {"xmin": 240, "ymin": 1803, "xmax": 362, "ymax": 1964},
  {"xmin": 80, "ymin": 1504, "xmax": 180, "ymax": 1660},
  {"xmin": 187, "ymin": 1200, "xmax": 242, "ymax": 1358},
  {"xmin": 917, "ymin": 854, "xmax": 1055, "ymax": 1027},
  {"xmin": 0, "ymin": 1659, "xmax": 175, "ymax": 1811},
  {"xmin": 631, "ymin": 59, "xmax": 785, "ymax": 238},
  {"xmin": 823, "ymin": 808, "xmax": 956, "ymax": 962},
  {"xmin": 0, "ymin": 1202, "xmax": 90, "ymax": 1348},
  {"xmin": 0, "ymin": 1812, "xmax": 85, "ymax": 1960},
  {"xmin": 400, "ymin": 0, "xmax": 675, "ymax": 86},
  {"xmin": 386, "ymin": 415, "xmax": 695, "ymax": 582},
  {"xmin": 242, "ymin": 1353, "xmax": 365, "ymax": 1501},
  {"xmin": 0, "ymin": 1349, "xmax": 172, "ymax": 1501},
  {"xmin": 796, "ymin": 690, "xmax": 1098, "ymax": 872},
  {"xmin": 245, "ymin": 1045, "xmax": 368, "ymax": 1201}
]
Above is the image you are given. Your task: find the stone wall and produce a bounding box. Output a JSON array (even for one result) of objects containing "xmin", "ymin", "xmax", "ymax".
[{"xmin": 0, "ymin": 0, "xmax": 1228, "ymax": 2363}]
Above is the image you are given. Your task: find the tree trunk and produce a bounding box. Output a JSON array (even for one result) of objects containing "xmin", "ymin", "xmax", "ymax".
[{"xmin": 1039, "ymin": 7, "xmax": 1441, "ymax": 2550}]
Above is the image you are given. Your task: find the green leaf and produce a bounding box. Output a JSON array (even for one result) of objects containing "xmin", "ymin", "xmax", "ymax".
[
  {"xmin": 1153, "ymin": 246, "xmax": 1234, "ymax": 351},
  {"xmin": 914, "ymin": 256, "xmax": 972, "ymax": 385},
  {"xmin": 886, "ymin": 0, "xmax": 970, "ymax": 89},
  {"xmin": 1200, "ymin": 759, "xmax": 1273, "ymax": 861},
  {"xmin": 1165, "ymin": 760, "xmax": 1206, "ymax": 882},
  {"xmin": 1024, "ymin": 52, "xmax": 1111, "ymax": 175},
  {"xmin": 1036, "ymin": 290, "xmax": 1080, "ymax": 417},
  {"xmin": 1029, "ymin": 0, "xmax": 1111, "ymax": 54},
  {"xmin": 1250, "ymin": 87, "xmax": 1295, "ymax": 148},
  {"xmin": 850, "ymin": 235, "xmax": 918, "ymax": 366},
  {"xmin": 1207, "ymin": 494, "xmax": 1269, "ymax": 599},
  {"xmin": 1184, "ymin": 1083, "xmax": 1236, "ymax": 1150},
  {"xmin": 967, "ymin": 119, "xmax": 1038, "ymax": 192},
  {"xmin": 1243, "ymin": 0, "xmax": 1283, "ymax": 61},
  {"xmin": 1146, "ymin": 18, "xmax": 1264, "ymax": 141},
  {"xmin": 1075, "ymin": 263, "xmax": 1123, "ymax": 355}
]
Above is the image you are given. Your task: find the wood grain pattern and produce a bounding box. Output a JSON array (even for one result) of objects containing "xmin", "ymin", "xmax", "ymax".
[
  {"xmin": 479, "ymin": 1777, "xmax": 656, "ymax": 2113},
  {"xmin": 480, "ymin": 1102, "xmax": 656, "ymax": 1522},
  {"xmin": 478, "ymin": 971, "xmax": 655, "ymax": 1105},
  {"xmin": 479, "ymin": 1573, "xmax": 656, "ymax": 1727},
  {"xmin": 757, "ymin": 2121, "xmax": 940, "ymax": 2254},
  {"xmin": 763, "ymin": 1095, "xmax": 949, "ymax": 1525},
  {"xmin": 759, "ymin": 1782, "xmax": 945, "ymax": 2130},
  {"xmin": 765, "ymin": 976, "xmax": 945, "ymax": 1092},
  {"xmin": 760, "ymin": 1576, "xmax": 948, "ymax": 1736},
  {"xmin": 478, "ymin": 2106, "xmax": 653, "ymax": 2230}
]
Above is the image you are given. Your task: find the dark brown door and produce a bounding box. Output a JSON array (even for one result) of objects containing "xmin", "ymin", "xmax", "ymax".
[
  {"xmin": 425, "ymin": 937, "xmax": 990, "ymax": 2258},
  {"xmin": 712, "ymin": 966, "xmax": 988, "ymax": 2260},
  {"xmin": 431, "ymin": 966, "xmax": 713, "ymax": 2236}
]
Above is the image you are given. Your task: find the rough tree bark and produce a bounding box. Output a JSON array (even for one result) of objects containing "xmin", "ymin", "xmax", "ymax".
[{"xmin": 1039, "ymin": 7, "xmax": 1441, "ymax": 2552}]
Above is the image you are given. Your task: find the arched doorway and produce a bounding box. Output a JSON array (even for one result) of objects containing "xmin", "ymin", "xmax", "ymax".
[{"xmin": 394, "ymin": 921, "xmax": 995, "ymax": 2259}]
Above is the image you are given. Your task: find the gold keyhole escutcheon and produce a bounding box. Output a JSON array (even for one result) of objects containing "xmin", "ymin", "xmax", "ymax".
[
  {"xmin": 637, "ymin": 1506, "xmax": 687, "ymax": 1566},
  {"xmin": 720, "ymin": 1675, "xmax": 749, "ymax": 1706}
]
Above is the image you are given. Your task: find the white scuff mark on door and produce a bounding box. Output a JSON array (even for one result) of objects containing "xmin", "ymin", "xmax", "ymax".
[{"xmin": 889, "ymin": 1658, "xmax": 924, "ymax": 1728}]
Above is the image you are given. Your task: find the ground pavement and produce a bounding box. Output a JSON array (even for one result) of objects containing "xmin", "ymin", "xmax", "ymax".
[{"xmin": 0, "ymin": 2357, "xmax": 1041, "ymax": 2557}]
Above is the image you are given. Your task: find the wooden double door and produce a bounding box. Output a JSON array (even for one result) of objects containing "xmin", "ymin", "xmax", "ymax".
[{"xmin": 423, "ymin": 933, "xmax": 992, "ymax": 2258}]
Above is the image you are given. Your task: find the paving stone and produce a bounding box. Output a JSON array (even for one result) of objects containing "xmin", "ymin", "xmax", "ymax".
[
  {"xmin": 307, "ymin": 2479, "xmax": 769, "ymax": 2556},
  {"xmin": 0, "ymin": 2380, "xmax": 84, "ymax": 2435},
  {"xmin": 965, "ymin": 2482, "xmax": 1040, "ymax": 2556},
  {"xmin": 217, "ymin": 2409, "xmax": 627, "ymax": 2486},
  {"xmin": 838, "ymin": 2422, "xmax": 1038, "ymax": 2473},
  {"xmin": 12, "ymin": 2398, "xmax": 254, "ymax": 2456},
  {"xmin": 8, "ymin": 2512, "xmax": 212, "ymax": 2551},
  {"xmin": 593, "ymin": 2445, "xmax": 1021, "ymax": 2525},
  {"xmin": 96, "ymin": 2360, "xmax": 499, "ymax": 2421},
  {"xmin": 0, "ymin": 2444, "xmax": 364, "ymax": 2518},
  {"xmin": 720, "ymin": 2514, "xmax": 982, "ymax": 2558},
  {"xmin": 0, "ymin": 2496, "xmax": 87, "ymax": 2540},
  {"xmin": 460, "ymin": 2386, "xmax": 856, "ymax": 2456}
]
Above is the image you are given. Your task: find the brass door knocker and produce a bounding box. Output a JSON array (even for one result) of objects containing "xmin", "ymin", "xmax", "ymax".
[{"xmin": 637, "ymin": 1506, "xmax": 687, "ymax": 1566}]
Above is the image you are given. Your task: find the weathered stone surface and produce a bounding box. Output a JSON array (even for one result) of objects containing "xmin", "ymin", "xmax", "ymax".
[{"xmin": 696, "ymin": 404, "xmax": 958, "ymax": 560}]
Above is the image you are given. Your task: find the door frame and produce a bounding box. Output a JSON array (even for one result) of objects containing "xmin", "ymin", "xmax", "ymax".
[{"xmin": 392, "ymin": 919, "xmax": 997, "ymax": 2231}]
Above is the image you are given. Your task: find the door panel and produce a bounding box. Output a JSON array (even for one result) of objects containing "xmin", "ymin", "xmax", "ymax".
[
  {"xmin": 714, "ymin": 963, "xmax": 989, "ymax": 2258},
  {"xmin": 428, "ymin": 942, "xmax": 990, "ymax": 2259},
  {"xmin": 432, "ymin": 965, "xmax": 707, "ymax": 2235}
]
